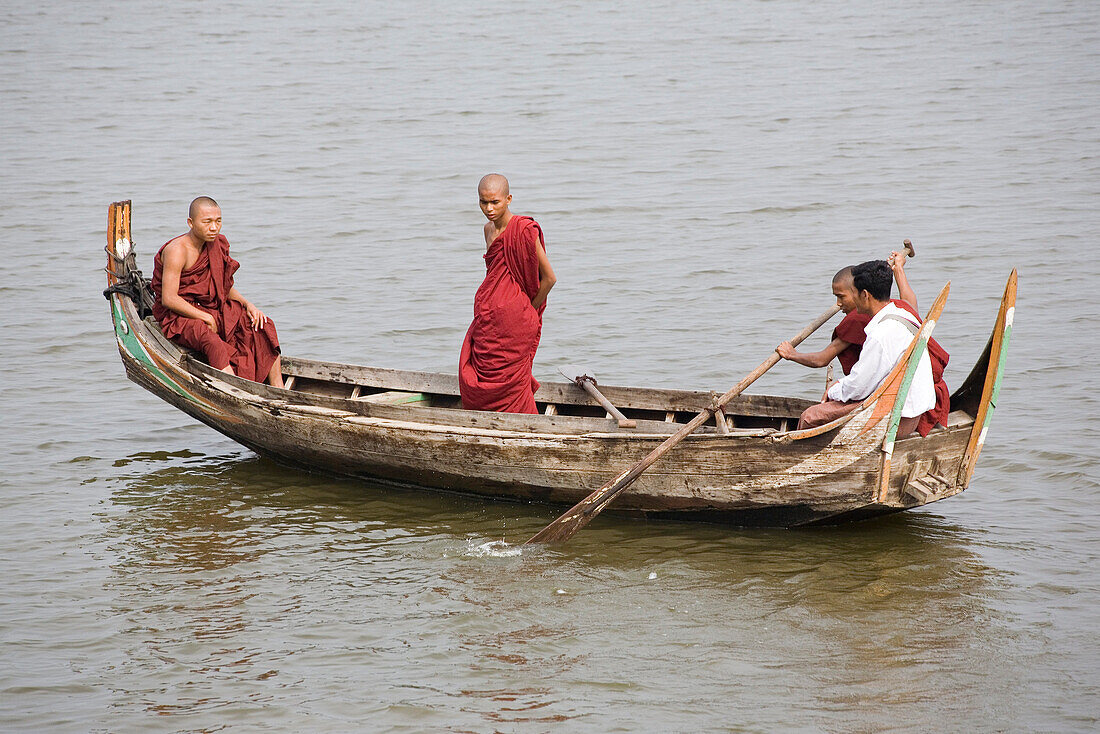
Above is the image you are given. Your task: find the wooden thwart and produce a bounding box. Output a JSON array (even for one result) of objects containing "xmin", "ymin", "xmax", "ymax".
[{"xmin": 354, "ymin": 390, "xmax": 428, "ymax": 405}]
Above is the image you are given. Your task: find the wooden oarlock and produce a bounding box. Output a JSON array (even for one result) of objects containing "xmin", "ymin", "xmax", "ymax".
[{"xmin": 714, "ymin": 406, "xmax": 730, "ymax": 434}]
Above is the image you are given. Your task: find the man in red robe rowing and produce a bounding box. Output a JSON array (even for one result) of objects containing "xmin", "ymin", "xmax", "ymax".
[
  {"xmin": 151, "ymin": 196, "xmax": 284, "ymax": 387},
  {"xmin": 777, "ymin": 251, "xmax": 949, "ymax": 435},
  {"xmin": 459, "ymin": 175, "xmax": 557, "ymax": 413}
]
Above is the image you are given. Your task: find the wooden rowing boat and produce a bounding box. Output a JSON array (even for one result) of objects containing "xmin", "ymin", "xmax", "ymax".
[{"xmin": 103, "ymin": 201, "xmax": 1016, "ymax": 527}]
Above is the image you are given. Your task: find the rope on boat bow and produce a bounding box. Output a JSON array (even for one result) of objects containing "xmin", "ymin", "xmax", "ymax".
[{"xmin": 102, "ymin": 244, "xmax": 156, "ymax": 319}]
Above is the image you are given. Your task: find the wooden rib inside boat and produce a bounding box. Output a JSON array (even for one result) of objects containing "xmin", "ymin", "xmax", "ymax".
[{"xmin": 104, "ymin": 200, "xmax": 1016, "ymax": 528}]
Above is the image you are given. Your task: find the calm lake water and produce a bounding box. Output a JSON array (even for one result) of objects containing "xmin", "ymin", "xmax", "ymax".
[{"xmin": 2, "ymin": 0, "xmax": 1098, "ymax": 731}]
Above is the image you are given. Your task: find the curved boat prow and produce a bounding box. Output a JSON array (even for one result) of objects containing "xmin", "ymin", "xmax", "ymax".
[
  {"xmin": 956, "ymin": 270, "xmax": 1017, "ymax": 485},
  {"xmin": 781, "ymin": 277, "xmax": 1016, "ymax": 523}
]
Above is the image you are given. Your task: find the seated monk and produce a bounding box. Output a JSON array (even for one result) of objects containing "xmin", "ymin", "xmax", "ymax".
[
  {"xmin": 794, "ymin": 259, "xmax": 935, "ymax": 435},
  {"xmin": 459, "ymin": 174, "xmax": 557, "ymax": 413},
  {"xmin": 151, "ymin": 196, "xmax": 284, "ymax": 387},
  {"xmin": 778, "ymin": 252, "xmax": 949, "ymax": 436}
]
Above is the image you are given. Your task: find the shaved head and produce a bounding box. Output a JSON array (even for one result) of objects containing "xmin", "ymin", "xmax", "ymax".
[
  {"xmin": 478, "ymin": 173, "xmax": 509, "ymax": 195},
  {"xmin": 189, "ymin": 196, "xmax": 219, "ymax": 219},
  {"xmin": 832, "ymin": 266, "xmax": 854, "ymax": 286},
  {"xmin": 831, "ymin": 266, "xmax": 860, "ymax": 313}
]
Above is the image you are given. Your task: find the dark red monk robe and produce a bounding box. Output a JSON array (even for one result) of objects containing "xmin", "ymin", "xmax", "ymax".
[
  {"xmin": 459, "ymin": 216, "xmax": 546, "ymax": 413},
  {"xmin": 832, "ymin": 311, "xmax": 871, "ymax": 376},
  {"xmin": 831, "ymin": 299, "xmax": 950, "ymax": 436},
  {"xmin": 151, "ymin": 234, "xmax": 281, "ymax": 383}
]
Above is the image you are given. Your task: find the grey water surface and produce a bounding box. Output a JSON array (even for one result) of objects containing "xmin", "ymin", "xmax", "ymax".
[{"xmin": 2, "ymin": 1, "xmax": 1098, "ymax": 731}]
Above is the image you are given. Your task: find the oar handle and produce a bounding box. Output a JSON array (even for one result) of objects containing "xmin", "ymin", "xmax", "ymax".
[
  {"xmin": 712, "ymin": 304, "xmax": 841, "ymax": 411},
  {"xmin": 578, "ymin": 379, "xmax": 636, "ymax": 429}
]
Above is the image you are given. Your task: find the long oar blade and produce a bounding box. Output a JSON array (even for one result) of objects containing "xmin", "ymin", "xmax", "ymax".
[{"xmin": 525, "ymin": 304, "xmax": 841, "ymax": 545}]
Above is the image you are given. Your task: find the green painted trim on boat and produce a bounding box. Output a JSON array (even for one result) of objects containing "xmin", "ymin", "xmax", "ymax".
[
  {"xmin": 884, "ymin": 324, "xmax": 934, "ymax": 451},
  {"xmin": 981, "ymin": 315, "xmax": 1013, "ymax": 434},
  {"xmin": 111, "ymin": 297, "xmax": 205, "ymax": 406}
]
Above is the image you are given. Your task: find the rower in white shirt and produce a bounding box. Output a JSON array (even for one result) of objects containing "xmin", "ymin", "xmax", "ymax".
[{"xmin": 796, "ymin": 259, "xmax": 935, "ymax": 435}]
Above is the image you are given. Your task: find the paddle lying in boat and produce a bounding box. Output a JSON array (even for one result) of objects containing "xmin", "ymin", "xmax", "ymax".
[
  {"xmin": 526, "ymin": 304, "xmax": 843, "ymax": 545},
  {"xmin": 559, "ymin": 366, "xmax": 636, "ymax": 429}
]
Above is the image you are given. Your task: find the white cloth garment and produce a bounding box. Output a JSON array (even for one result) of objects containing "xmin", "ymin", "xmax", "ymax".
[{"xmin": 826, "ymin": 302, "xmax": 935, "ymax": 418}]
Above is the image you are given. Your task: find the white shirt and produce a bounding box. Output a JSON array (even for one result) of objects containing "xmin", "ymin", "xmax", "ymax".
[{"xmin": 826, "ymin": 302, "xmax": 936, "ymax": 418}]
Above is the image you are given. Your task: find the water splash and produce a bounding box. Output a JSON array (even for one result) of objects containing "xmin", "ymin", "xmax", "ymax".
[{"xmin": 466, "ymin": 539, "xmax": 523, "ymax": 558}]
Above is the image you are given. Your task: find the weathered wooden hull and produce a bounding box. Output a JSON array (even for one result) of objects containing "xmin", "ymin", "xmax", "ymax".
[{"xmin": 104, "ymin": 201, "xmax": 1015, "ymax": 527}]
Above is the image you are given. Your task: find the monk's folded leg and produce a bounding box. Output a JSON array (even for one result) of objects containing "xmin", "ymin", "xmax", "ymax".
[
  {"xmin": 226, "ymin": 318, "xmax": 280, "ymax": 383},
  {"xmin": 169, "ymin": 320, "xmax": 234, "ymax": 371},
  {"xmin": 253, "ymin": 319, "xmax": 281, "ymax": 383},
  {"xmin": 797, "ymin": 400, "xmax": 861, "ymax": 430},
  {"xmin": 266, "ymin": 354, "xmax": 285, "ymax": 388},
  {"xmin": 897, "ymin": 415, "xmax": 920, "ymax": 438}
]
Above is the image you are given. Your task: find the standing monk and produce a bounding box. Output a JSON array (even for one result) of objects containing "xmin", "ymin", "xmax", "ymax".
[
  {"xmin": 151, "ymin": 197, "xmax": 284, "ymax": 387},
  {"xmin": 459, "ymin": 175, "xmax": 557, "ymax": 413}
]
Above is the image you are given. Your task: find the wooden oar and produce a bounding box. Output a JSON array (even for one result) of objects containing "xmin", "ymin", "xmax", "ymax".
[
  {"xmin": 526, "ymin": 304, "xmax": 841, "ymax": 545},
  {"xmin": 559, "ymin": 366, "xmax": 636, "ymax": 428}
]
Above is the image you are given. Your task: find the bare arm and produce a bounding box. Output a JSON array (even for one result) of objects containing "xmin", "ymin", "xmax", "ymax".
[
  {"xmin": 777, "ymin": 337, "xmax": 850, "ymax": 368},
  {"xmin": 530, "ymin": 242, "xmax": 556, "ymax": 309},
  {"xmin": 890, "ymin": 250, "xmax": 918, "ymax": 312},
  {"xmin": 160, "ymin": 243, "xmax": 217, "ymax": 333}
]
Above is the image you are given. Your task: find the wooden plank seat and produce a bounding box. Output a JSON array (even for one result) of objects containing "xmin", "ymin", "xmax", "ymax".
[
  {"xmin": 353, "ymin": 389, "xmax": 429, "ymax": 406},
  {"xmin": 945, "ymin": 410, "xmax": 972, "ymax": 427}
]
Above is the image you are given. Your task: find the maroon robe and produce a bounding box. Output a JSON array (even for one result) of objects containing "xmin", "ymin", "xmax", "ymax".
[
  {"xmin": 831, "ymin": 299, "xmax": 950, "ymax": 436},
  {"xmin": 151, "ymin": 234, "xmax": 280, "ymax": 383},
  {"xmin": 459, "ymin": 216, "xmax": 546, "ymax": 413}
]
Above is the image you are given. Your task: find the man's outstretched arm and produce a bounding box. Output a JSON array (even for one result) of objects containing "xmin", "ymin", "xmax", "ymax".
[{"xmin": 777, "ymin": 337, "xmax": 851, "ymax": 368}]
